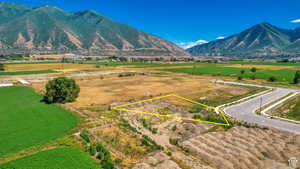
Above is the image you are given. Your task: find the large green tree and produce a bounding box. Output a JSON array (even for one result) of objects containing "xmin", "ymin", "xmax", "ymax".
[{"xmin": 44, "ymin": 77, "xmax": 80, "ymax": 104}]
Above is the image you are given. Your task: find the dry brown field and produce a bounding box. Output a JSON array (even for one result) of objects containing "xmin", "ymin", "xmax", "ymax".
[
  {"xmin": 5, "ymin": 63, "xmax": 96, "ymax": 72},
  {"xmin": 30, "ymin": 53, "xmax": 75, "ymax": 59}
]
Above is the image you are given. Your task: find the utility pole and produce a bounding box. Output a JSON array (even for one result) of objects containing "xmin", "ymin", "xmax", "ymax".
[{"xmin": 259, "ymin": 97, "xmax": 263, "ymax": 113}]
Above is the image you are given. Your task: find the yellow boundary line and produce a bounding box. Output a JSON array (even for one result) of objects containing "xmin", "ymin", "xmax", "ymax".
[{"xmin": 112, "ymin": 94, "xmax": 230, "ymax": 126}]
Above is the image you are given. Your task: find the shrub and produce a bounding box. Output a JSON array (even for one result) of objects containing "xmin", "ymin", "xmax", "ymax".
[
  {"xmin": 250, "ymin": 67, "xmax": 257, "ymax": 72},
  {"xmin": 101, "ymin": 159, "xmax": 116, "ymax": 169},
  {"xmin": 189, "ymin": 105, "xmax": 204, "ymax": 113},
  {"xmin": 268, "ymin": 76, "xmax": 277, "ymax": 82},
  {"xmin": 0, "ymin": 63, "xmax": 4, "ymax": 71},
  {"xmin": 118, "ymin": 72, "xmax": 136, "ymax": 77},
  {"xmin": 140, "ymin": 135, "xmax": 163, "ymax": 150},
  {"xmin": 95, "ymin": 143, "xmax": 116, "ymax": 169},
  {"xmin": 80, "ymin": 129, "xmax": 90, "ymax": 143},
  {"xmin": 261, "ymin": 152, "xmax": 270, "ymax": 158},
  {"xmin": 95, "ymin": 64, "xmax": 101, "ymax": 68},
  {"xmin": 43, "ymin": 77, "xmax": 80, "ymax": 103},
  {"xmin": 169, "ymin": 138, "xmax": 180, "ymax": 145},
  {"xmin": 171, "ymin": 125, "xmax": 177, "ymax": 131},
  {"xmin": 251, "ymin": 75, "xmax": 256, "ymax": 80},
  {"xmin": 97, "ymin": 152, "xmax": 103, "ymax": 160},
  {"xmin": 237, "ymin": 76, "xmax": 243, "ymax": 80},
  {"xmin": 240, "ymin": 70, "xmax": 245, "ymax": 74},
  {"xmin": 142, "ymin": 119, "xmax": 157, "ymax": 134},
  {"xmin": 293, "ymin": 70, "xmax": 300, "ymax": 84},
  {"xmin": 96, "ymin": 143, "xmax": 105, "ymax": 152},
  {"xmin": 114, "ymin": 158, "xmax": 122, "ymax": 165},
  {"xmin": 89, "ymin": 145, "xmax": 96, "ymax": 156}
]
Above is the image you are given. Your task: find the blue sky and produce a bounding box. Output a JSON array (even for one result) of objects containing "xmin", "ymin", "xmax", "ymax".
[{"xmin": 2, "ymin": 0, "xmax": 300, "ymax": 46}]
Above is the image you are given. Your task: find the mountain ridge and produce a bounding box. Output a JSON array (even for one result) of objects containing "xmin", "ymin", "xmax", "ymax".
[
  {"xmin": 187, "ymin": 22, "xmax": 300, "ymax": 58},
  {"xmin": 0, "ymin": 2, "xmax": 188, "ymax": 56}
]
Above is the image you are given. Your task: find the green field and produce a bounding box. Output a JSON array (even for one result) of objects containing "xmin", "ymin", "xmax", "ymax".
[
  {"xmin": 0, "ymin": 86, "xmax": 77, "ymax": 158},
  {"xmin": 0, "ymin": 70, "xmax": 57, "ymax": 76},
  {"xmin": 82, "ymin": 61, "xmax": 300, "ymax": 83},
  {"xmin": 0, "ymin": 147, "xmax": 100, "ymax": 169},
  {"xmin": 227, "ymin": 61, "xmax": 300, "ymax": 67},
  {"xmin": 82, "ymin": 61, "xmax": 201, "ymax": 67},
  {"xmin": 162, "ymin": 65, "xmax": 298, "ymax": 82}
]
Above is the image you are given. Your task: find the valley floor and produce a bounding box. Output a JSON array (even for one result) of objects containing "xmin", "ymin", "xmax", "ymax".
[{"xmin": 0, "ymin": 61, "xmax": 300, "ymax": 169}]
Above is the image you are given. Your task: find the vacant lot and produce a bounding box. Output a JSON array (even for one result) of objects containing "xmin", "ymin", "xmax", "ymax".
[
  {"xmin": 32, "ymin": 72, "xmax": 251, "ymax": 108},
  {"xmin": 0, "ymin": 86, "xmax": 77, "ymax": 158},
  {"xmin": 0, "ymin": 147, "xmax": 99, "ymax": 169},
  {"xmin": 181, "ymin": 126, "xmax": 300, "ymax": 169},
  {"xmin": 270, "ymin": 95, "xmax": 300, "ymax": 121}
]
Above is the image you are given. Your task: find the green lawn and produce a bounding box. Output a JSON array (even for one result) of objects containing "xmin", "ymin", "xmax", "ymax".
[
  {"xmin": 0, "ymin": 70, "xmax": 57, "ymax": 76},
  {"xmin": 0, "ymin": 147, "xmax": 100, "ymax": 169},
  {"xmin": 162, "ymin": 65, "xmax": 297, "ymax": 82},
  {"xmin": 0, "ymin": 86, "xmax": 77, "ymax": 158}
]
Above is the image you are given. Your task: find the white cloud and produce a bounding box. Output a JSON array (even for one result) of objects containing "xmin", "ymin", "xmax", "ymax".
[
  {"xmin": 176, "ymin": 40, "xmax": 209, "ymax": 49},
  {"xmin": 291, "ymin": 19, "xmax": 300, "ymax": 23},
  {"xmin": 216, "ymin": 36, "xmax": 225, "ymax": 40}
]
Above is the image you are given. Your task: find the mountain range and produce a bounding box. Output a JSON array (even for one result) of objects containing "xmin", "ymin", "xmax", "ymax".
[
  {"xmin": 0, "ymin": 2, "xmax": 188, "ymax": 56},
  {"xmin": 187, "ymin": 22, "xmax": 300, "ymax": 58}
]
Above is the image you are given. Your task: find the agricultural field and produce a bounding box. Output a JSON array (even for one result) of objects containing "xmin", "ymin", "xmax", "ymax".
[
  {"xmin": 162, "ymin": 65, "xmax": 299, "ymax": 83},
  {"xmin": 78, "ymin": 61, "xmax": 300, "ymax": 83},
  {"xmin": 227, "ymin": 61, "xmax": 300, "ymax": 67},
  {"xmin": 3, "ymin": 61, "xmax": 300, "ymax": 84},
  {"xmin": 0, "ymin": 86, "xmax": 77, "ymax": 158},
  {"xmin": 0, "ymin": 147, "xmax": 99, "ymax": 169}
]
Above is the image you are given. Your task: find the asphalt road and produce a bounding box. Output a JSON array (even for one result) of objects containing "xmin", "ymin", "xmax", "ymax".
[{"xmin": 224, "ymin": 86, "xmax": 300, "ymax": 134}]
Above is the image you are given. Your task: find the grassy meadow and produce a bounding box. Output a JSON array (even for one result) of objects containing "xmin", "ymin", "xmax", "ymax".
[
  {"xmin": 0, "ymin": 86, "xmax": 77, "ymax": 158},
  {"xmin": 0, "ymin": 147, "xmax": 100, "ymax": 169}
]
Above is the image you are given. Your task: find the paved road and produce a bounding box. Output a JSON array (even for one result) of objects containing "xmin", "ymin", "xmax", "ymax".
[{"xmin": 224, "ymin": 86, "xmax": 300, "ymax": 134}]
